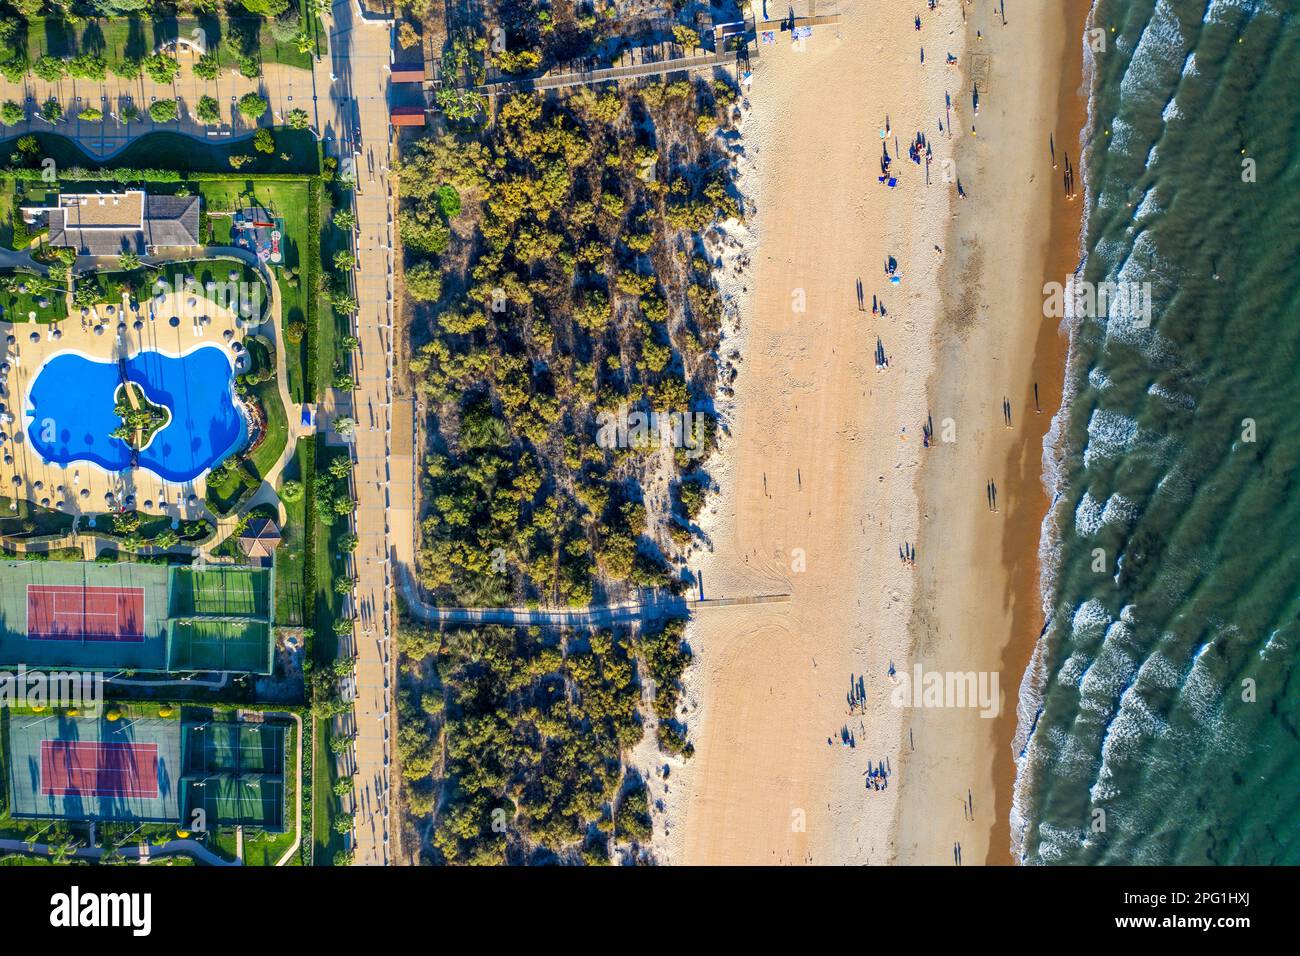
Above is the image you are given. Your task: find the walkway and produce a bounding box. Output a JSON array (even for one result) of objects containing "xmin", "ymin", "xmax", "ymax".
[
  {"xmin": 477, "ymin": 48, "xmax": 745, "ymax": 97},
  {"xmin": 324, "ymin": 0, "xmax": 398, "ymax": 868},
  {"xmin": 399, "ymin": 572, "xmax": 791, "ymax": 629},
  {"xmin": 0, "ymin": 52, "xmax": 323, "ymax": 159}
]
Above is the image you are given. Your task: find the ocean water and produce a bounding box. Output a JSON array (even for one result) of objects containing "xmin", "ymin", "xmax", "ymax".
[{"xmin": 1014, "ymin": 0, "xmax": 1300, "ymax": 864}]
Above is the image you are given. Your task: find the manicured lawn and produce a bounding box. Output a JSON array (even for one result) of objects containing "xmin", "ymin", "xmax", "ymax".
[
  {"xmin": 0, "ymin": 129, "xmax": 320, "ymax": 177},
  {"xmin": 317, "ymin": 181, "xmax": 355, "ymax": 395},
  {"xmin": 274, "ymin": 440, "xmax": 311, "ymax": 627},
  {"xmin": 0, "ymin": 270, "xmax": 66, "ymax": 324},
  {"xmin": 0, "ymin": 495, "xmax": 75, "ymax": 539},
  {"xmin": 198, "ymin": 177, "xmax": 312, "ymax": 403},
  {"xmin": 312, "ymin": 714, "xmax": 347, "ymax": 865}
]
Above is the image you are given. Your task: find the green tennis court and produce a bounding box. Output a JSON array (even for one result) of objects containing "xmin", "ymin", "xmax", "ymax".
[
  {"xmin": 181, "ymin": 774, "xmax": 285, "ymax": 831},
  {"xmin": 164, "ymin": 565, "xmax": 275, "ymax": 674},
  {"xmin": 183, "ymin": 722, "xmax": 285, "ymax": 775},
  {"xmin": 168, "ymin": 566, "xmax": 272, "ymax": 618}
]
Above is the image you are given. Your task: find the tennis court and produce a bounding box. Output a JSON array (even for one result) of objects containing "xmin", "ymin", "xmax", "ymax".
[
  {"xmin": 6, "ymin": 714, "xmax": 183, "ymax": 822},
  {"xmin": 184, "ymin": 721, "xmax": 284, "ymax": 775},
  {"xmin": 179, "ymin": 718, "xmax": 287, "ymax": 832},
  {"xmin": 164, "ymin": 565, "xmax": 274, "ymax": 674},
  {"xmin": 27, "ymin": 584, "xmax": 145, "ymax": 642},
  {"xmin": 181, "ymin": 774, "xmax": 285, "ymax": 831},
  {"xmin": 40, "ymin": 740, "xmax": 158, "ymax": 798},
  {"xmin": 0, "ymin": 560, "xmax": 275, "ymax": 674},
  {"xmin": 168, "ymin": 566, "xmax": 272, "ymax": 619},
  {"xmin": 0, "ymin": 561, "xmax": 169, "ymax": 671}
]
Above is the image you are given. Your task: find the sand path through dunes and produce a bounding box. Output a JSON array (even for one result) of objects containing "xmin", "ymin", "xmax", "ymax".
[{"xmin": 660, "ymin": 5, "xmax": 958, "ymax": 865}]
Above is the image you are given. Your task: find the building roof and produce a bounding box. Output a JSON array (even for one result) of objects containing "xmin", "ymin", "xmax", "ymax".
[
  {"xmin": 390, "ymin": 106, "xmax": 427, "ymax": 127},
  {"xmin": 45, "ymin": 192, "xmax": 201, "ymax": 255},
  {"xmin": 238, "ymin": 517, "xmax": 282, "ymax": 560},
  {"xmin": 391, "ymin": 64, "xmax": 426, "ymax": 82}
]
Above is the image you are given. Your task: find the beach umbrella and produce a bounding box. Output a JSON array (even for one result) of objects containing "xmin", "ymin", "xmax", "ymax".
[
  {"xmin": 80, "ymin": 489, "xmax": 89, "ymax": 499},
  {"xmin": 28, "ymin": 333, "xmax": 38, "ymax": 343},
  {"xmin": 94, "ymin": 326, "xmax": 104, "ymax": 336},
  {"xmin": 169, "ymin": 316, "xmax": 180, "ymax": 327},
  {"xmin": 52, "ymin": 329, "xmax": 62, "ymax": 339},
  {"xmin": 133, "ymin": 320, "xmax": 144, "ymax": 331}
]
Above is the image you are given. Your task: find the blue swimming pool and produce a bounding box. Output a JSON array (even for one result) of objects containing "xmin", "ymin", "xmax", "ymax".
[{"xmin": 26, "ymin": 346, "xmax": 247, "ymax": 483}]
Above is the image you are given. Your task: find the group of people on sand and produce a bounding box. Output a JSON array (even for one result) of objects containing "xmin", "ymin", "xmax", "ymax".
[{"xmin": 865, "ymin": 758, "xmax": 891, "ymax": 793}]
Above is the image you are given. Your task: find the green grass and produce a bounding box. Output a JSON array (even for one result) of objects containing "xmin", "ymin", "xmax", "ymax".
[
  {"xmin": 0, "ymin": 270, "xmax": 67, "ymax": 324},
  {"xmin": 198, "ymin": 177, "xmax": 312, "ymax": 402},
  {"xmin": 20, "ymin": 14, "xmax": 319, "ymax": 73},
  {"xmin": 311, "ymin": 714, "xmax": 347, "ymax": 865},
  {"xmin": 0, "ymin": 495, "xmax": 75, "ymax": 540},
  {"xmin": 318, "ymin": 181, "xmax": 356, "ymax": 394},
  {"xmin": 274, "ymin": 441, "xmax": 310, "ymax": 627},
  {"xmin": 247, "ymin": 372, "xmax": 288, "ymax": 477},
  {"xmin": 0, "ymin": 128, "xmax": 320, "ymax": 177}
]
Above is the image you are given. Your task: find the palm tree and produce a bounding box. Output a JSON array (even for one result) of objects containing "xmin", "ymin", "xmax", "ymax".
[{"xmin": 118, "ymin": 251, "xmax": 142, "ymax": 272}]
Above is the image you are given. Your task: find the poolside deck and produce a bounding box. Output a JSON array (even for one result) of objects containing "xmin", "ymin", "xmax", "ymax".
[{"xmin": 0, "ymin": 283, "xmax": 253, "ymax": 529}]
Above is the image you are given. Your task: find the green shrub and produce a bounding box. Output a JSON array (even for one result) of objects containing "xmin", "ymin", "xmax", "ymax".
[
  {"xmin": 148, "ymin": 99, "xmax": 178, "ymax": 123},
  {"xmin": 195, "ymin": 95, "xmax": 221, "ymax": 125},
  {"xmin": 238, "ymin": 93, "xmax": 268, "ymax": 121}
]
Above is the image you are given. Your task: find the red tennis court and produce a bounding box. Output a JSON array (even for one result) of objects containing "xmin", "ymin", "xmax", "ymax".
[
  {"xmin": 39, "ymin": 740, "xmax": 159, "ymax": 798},
  {"xmin": 26, "ymin": 584, "xmax": 145, "ymax": 642}
]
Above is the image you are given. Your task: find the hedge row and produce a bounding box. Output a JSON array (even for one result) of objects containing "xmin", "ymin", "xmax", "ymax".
[
  {"xmin": 304, "ymin": 176, "xmax": 321, "ymax": 403},
  {"xmin": 3, "ymin": 166, "xmax": 314, "ymax": 184}
]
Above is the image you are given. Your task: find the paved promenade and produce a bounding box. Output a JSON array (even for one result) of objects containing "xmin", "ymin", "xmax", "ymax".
[{"xmin": 323, "ymin": 0, "xmax": 399, "ymax": 867}]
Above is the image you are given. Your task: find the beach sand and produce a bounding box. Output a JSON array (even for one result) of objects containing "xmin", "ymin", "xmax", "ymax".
[{"xmin": 652, "ymin": 0, "xmax": 1086, "ymax": 865}]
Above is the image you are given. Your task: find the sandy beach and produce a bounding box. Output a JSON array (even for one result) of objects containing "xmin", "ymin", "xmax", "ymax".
[{"xmin": 652, "ymin": 0, "xmax": 1087, "ymax": 865}]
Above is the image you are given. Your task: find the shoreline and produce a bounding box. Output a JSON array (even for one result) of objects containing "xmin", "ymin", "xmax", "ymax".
[
  {"xmin": 992, "ymin": 0, "xmax": 1094, "ymax": 866},
  {"xmin": 893, "ymin": 0, "xmax": 1090, "ymax": 866}
]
